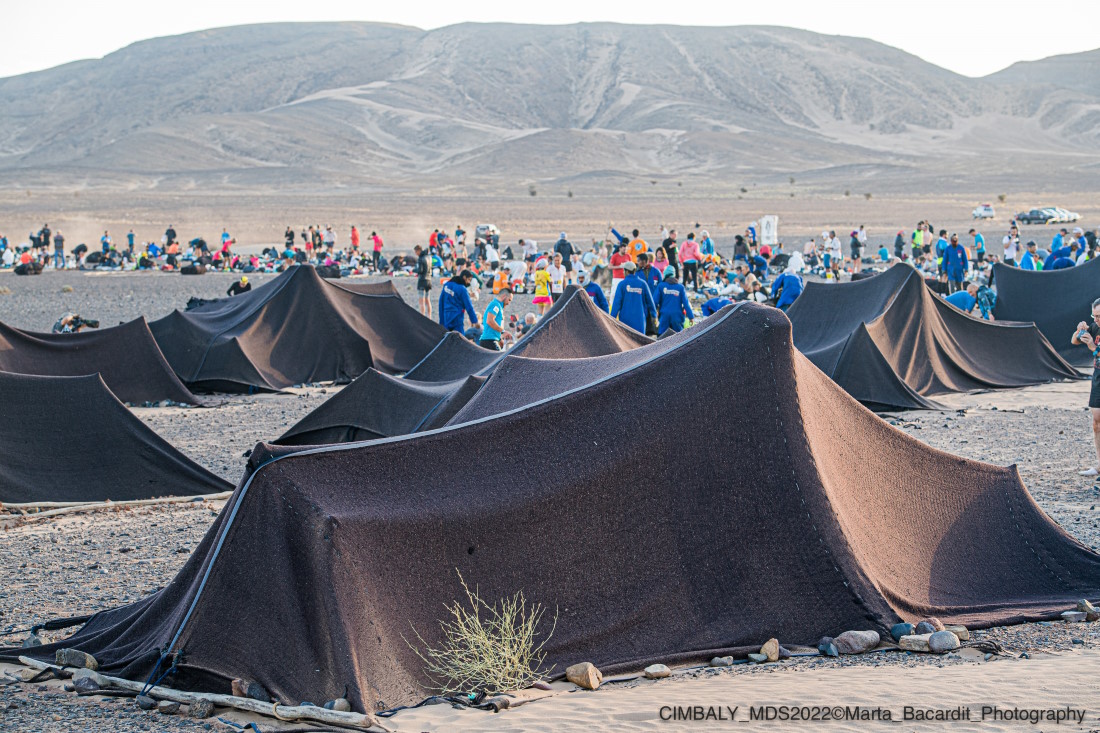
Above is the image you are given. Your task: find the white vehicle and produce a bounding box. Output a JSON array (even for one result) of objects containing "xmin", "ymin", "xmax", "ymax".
[
  {"xmin": 475, "ymin": 224, "xmax": 500, "ymax": 246},
  {"xmin": 972, "ymin": 204, "xmax": 995, "ymax": 219},
  {"xmin": 1051, "ymin": 207, "xmax": 1080, "ymax": 223}
]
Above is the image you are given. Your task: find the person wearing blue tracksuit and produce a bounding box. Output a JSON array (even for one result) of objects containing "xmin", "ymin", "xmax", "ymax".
[
  {"xmin": 750, "ymin": 254, "xmax": 769, "ymax": 282},
  {"xmin": 611, "ymin": 261, "xmax": 657, "ymax": 334},
  {"xmin": 942, "ymin": 235, "xmax": 968, "ymax": 293},
  {"xmin": 438, "ymin": 270, "xmax": 478, "ymax": 332},
  {"xmin": 580, "ymin": 273, "xmax": 609, "ymax": 312},
  {"xmin": 771, "ymin": 270, "xmax": 804, "ymax": 311},
  {"xmin": 702, "ymin": 297, "xmax": 732, "ymax": 316},
  {"xmin": 637, "ymin": 252, "xmax": 662, "ymax": 301},
  {"xmin": 656, "ymin": 267, "xmax": 694, "ymax": 335}
]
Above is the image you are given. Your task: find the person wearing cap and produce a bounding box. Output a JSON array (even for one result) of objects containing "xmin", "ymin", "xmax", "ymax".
[
  {"xmin": 656, "ymin": 266, "xmax": 694, "ymax": 335},
  {"xmin": 611, "ymin": 260, "xmax": 657, "ymax": 334},
  {"xmin": 553, "ymin": 232, "xmax": 575, "ymax": 283},
  {"xmin": 478, "ymin": 287, "xmax": 513, "ymax": 351},
  {"xmin": 942, "ymin": 234, "xmax": 968, "ymax": 293},
  {"xmin": 227, "ymin": 275, "xmax": 251, "ymax": 296},
  {"xmin": 438, "ymin": 269, "xmax": 479, "ymax": 332},
  {"xmin": 770, "ymin": 267, "xmax": 804, "ymax": 311},
  {"xmin": 577, "ymin": 269, "xmax": 609, "ymax": 312}
]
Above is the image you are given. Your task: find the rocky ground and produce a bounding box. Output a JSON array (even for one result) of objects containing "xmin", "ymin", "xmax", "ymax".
[{"xmin": 1, "ymin": 272, "xmax": 1099, "ymax": 731}]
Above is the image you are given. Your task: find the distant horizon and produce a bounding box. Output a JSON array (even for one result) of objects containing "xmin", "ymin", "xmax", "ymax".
[{"xmin": 4, "ymin": 1, "xmax": 1100, "ymax": 80}]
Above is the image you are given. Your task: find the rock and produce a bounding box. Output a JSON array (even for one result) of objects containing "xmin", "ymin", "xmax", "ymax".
[
  {"xmin": 1072, "ymin": 638, "xmax": 1085, "ymax": 645},
  {"xmin": 72, "ymin": 676, "xmax": 100, "ymax": 693},
  {"xmin": 189, "ymin": 699, "xmax": 215, "ymax": 719},
  {"xmin": 157, "ymin": 701, "xmax": 181, "ymax": 715},
  {"xmin": 709, "ymin": 656, "xmax": 734, "ymax": 667},
  {"xmin": 323, "ymin": 698, "xmax": 352, "ymax": 712},
  {"xmin": 1078, "ymin": 599, "xmax": 1100, "ymax": 622},
  {"xmin": 778, "ymin": 646, "xmax": 792, "ymax": 660},
  {"xmin": 890, "ymin": 623, "xmax": 915, "ymax": 642},
  {"xmin": 834, "ymin": 630, "xmax": 880, "ymax": 655},
  {"xmin": 928, "ymin": 631, "xmax": 961, "ymax": 653},
  {"xmin": 944, "ymin": 625, "xmax": 969, "ymax": 641},
  {"xmin": 984, "ymin": 653, "xmax": 993, "ymax": 661},
  {"xmin": 136, "ymin": 695, "xmax": 157, "ymax": 711},
  {"xmin": 760, "ymin": 638, "xmax": 780, "ymax": 662},
  {"xmin": 644, "ymin": 664, "xmax": 671, "ymax": 679},
  {"xmin": 246, "ymin": 682, "xmax": 271, "ymax": 702},
  {"xmin": 16, "ymin": 668, "xmax": 44, "ymax": 682},
  {"xmin": 565, "ymin": 662, "xmax": 602, "ymax": 690},
  {"xmin": 747, "ymin": 653, "xmax": 769, "ymax": 663},
  {"xmin": 71, "ymin": 668, "xmax": 107, "ymax": 686},
  {"xmin": 914, "ymin": 618, "xmax": 944, "ymax": 635},
  {"xmin": 898, "ymin": 634, "xmax": 932, "ymax": 652},
  {"xmin": 231, "ymin": 679, "xmax": 247, "ymax": 697},
  {"xmin": 21, "ymin": 633, "xmax": 42, "ymax": 648},
  {"xmin": 531, "ymin": 680, "xmax": 553, "ymax": 690},
  {"xmin": 55, "ymin": 649, "xmax": 98, "ymax": 670},
  {"xmin": 817, "ymin": 637, "xmax": 839, "ymax": 657},
  {"xmin": 1062, "ymin": 611, "xmax": 1087, "ymax": 623}
]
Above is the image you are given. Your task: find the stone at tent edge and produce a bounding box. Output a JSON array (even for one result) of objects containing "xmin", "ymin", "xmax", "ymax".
[
  {"xmin": 914, "ymin": 617, "xmax": 945, "ymax": 635},
  {"xmin": 890, "ymin": 623, "xmax": 915, "ymax": 642},
  {"xmin": 928, "ymin": 630, "xmax": 961, "ymax": 653},
  {"xmin": 55, "ymin": 648, "xmax": 97, "ymax": 670},
  {"xmin": 747, "ymin": 653, "xmax": 769, "ymax": 663},
  {"xmin": 1062, "ymin": 611, "xmax": 1087, "ymax": 623},
  {"xmin": 1078, "ymin": 599, "xmax": 1100, "ymax": 621},
  {"xmin": 157, "ymin": 700, "xmax": 181, "ymax": 715},
  {"xmin": 324, "ymin": 698, "xmax": 352, "ymax": 712},
  {"xmin": 944, "ymin": 624, "xmax": 970, "ymax": 641},
  {"xmin": 817, "ymin": 638, "xmax": 839, "ymax": 657},
  {"xmin": 565, "ymin": 662, "xmax": 602, "ymax": 690},
  {"xmin": 136, "ymin": 695, "xmax": 157, "ymax": 710},
  {"xmin": 709, "ymin": 656, "xmax": 734, "ymax": 667},
  {"xmin": 833, "ymin": 630, "xmax": 879, "ymax": 655},
  {"xmin": 189, "ymin": 699, "xmax": 215, "ymax": 719},
  {"xmin": 759, "ymin": 638, "xmax": 780, "ymax": 663},
  {"xmin": 643, "ymin": 664, "xmax": 671, "ymax": 679},
  {"xmin": 898, "ymin": 634, "xmax": 933, "ymax": 652},
  {"xmin": 71, "ymin": 676, "xmax": 100, "ymax": 693}
]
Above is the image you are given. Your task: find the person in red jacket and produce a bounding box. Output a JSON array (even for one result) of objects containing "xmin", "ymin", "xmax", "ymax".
[
  {"xmin": 609, "ymin": 246, "xmax": 632, "ymax": 303},
  {"xmin": 350, "ymin": 226, "xmax": 360, "ymax": 251},
  {"xmin": 371, "ymin": 232, "xmax": 384, "ymax": 272}
]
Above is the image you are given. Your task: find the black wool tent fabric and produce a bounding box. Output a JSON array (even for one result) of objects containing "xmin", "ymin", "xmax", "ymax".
[
  {"xmin": 274, "ymin": 369, "xmax": 485, "ymax": 446},
  {"xmin": 0, "ymin": 318, "xmax": 199, "ymax": 405},
  {"xmin": 992, "ymin": 256, "xmax": 1100, "ymax": 367},
  {"xmin": 10, "ymin": 304, "xmax": 1099, "ymax": 712},
  {"xmin": 0, "ymin": 372, "xmax": 230, "ymax": 503},
  {"xmin": 786, "ymin": 263, "xmax": 1080, "ymax": 410},
  {"xmin": 149, "ymin": 266, "xmax": 446, "ymax": 392},
  {"xmin": 403, "ymin": 285, "xmax": 652, "ymax": 382}
]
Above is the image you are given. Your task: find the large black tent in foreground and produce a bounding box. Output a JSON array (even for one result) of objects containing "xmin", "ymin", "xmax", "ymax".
[
  {"xmin": 404, "ymin": 285, "xmax": 652, "ymax": 381},
  {"xmin": 786, "ymin": 264, "xmax": 1080, "ymax": 410},
  {"xmin": 150, "ymin": 266, "xmax": 446, "ymax": 391},
  {"xmin": 10, "ymin": 304, "xmax": 1099, "ymax": 712},
  {"xmin": 274, "ymin": 369, "xmax": 484, "ymax": 446},
  {"xmin": 993, "ymin": 256, "xmax": 1100, "ymax": 367},
  {"xmin": 0, "ymin": 318, "xmax": 199, "ymax": 405},
  {"xmin": 0, "ymin": 372, "xmax": 230, "ymax": 503}
]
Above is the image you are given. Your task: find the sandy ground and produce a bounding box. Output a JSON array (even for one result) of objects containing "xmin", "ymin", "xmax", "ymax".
[{"xmin": 1, "ymin": 275, "xmax": 1100, "ymax": 731}]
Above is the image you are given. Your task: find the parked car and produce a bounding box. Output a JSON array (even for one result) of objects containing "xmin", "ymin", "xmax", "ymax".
[
  {"xmin": 475, "ymin": 224, "xmax": 500, "ymax": 246},
  {"xmin": 1047, "ymin": 207, "xmax": 1080, "ymax": 223},
  {"xmin": 972, "ymin": 204, "xmax": 995, "ymax": 219},
  {"xmin": 1015, "ymin": 208, "xmax": 1058, "ymax": 225}
]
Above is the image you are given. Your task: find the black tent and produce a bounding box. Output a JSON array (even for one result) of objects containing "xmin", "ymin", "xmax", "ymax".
[
  {"xmin": 274, "ymin": 370, "xmax": 485, "ymax": 446},
  {"xmin": 0, "ymin": 318, "xmax": 199, "ymax": 405},
  {"xmin": 993, "ymin": 256, "xmax": 1100, "ymax": 367},
  {"xmin": 786, "ymin": 264, "xmax": 1080, "ymax": 410},
  {"xmin": 10, "ymin": 303, "xmax": 1098, "ymax": 712},
  {"xmin": 149, "ymin": 266, "xmax": 446, "ymax": 392},
  {"xmin": 0, "ymin": 372, "xmax": 230, "ymax": 503},
  {"xmin": 404, "ymin": 285, "xmax": 652, "ymax": 382}
]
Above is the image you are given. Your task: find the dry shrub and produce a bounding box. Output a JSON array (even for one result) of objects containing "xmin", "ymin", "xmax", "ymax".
[
  {"xmin": 406, "ymin": 571, "xmax": 556, "ymax": 694},
  {"xmin": 0, "ymin": 286, "xmax": 10, "ymax": 295}
]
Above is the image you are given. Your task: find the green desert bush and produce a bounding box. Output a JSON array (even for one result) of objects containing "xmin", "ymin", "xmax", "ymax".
[{"xmin": 407, "ymin": 571, "xmax": 556, "ymax": 694}]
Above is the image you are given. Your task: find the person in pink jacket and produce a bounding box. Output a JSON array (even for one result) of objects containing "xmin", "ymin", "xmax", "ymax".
[{"xmin": 678, "ymin": 233, "xmax": 702, "ymax": 292}]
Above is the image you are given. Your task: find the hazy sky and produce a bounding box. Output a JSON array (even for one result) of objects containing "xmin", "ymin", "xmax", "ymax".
[{"xmin": 5, "ymin": 0, "xmax": 1099, "ymax": 79}]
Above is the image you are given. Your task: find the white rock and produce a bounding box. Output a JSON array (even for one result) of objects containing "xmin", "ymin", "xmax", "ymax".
[{"xmin": 643, "ymin": 664, "xmax": 670, "ymax": 679}]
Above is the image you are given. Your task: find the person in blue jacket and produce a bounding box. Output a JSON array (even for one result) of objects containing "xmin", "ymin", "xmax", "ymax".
[
  {"xmin": 701, "ymin": 296, "xmax": 732, "ymax": 316},
  {"xmin": 656, "ymin": 266, "xmax": 694, "ymax": 335},
  {"xmin": 942, "ymin": 235, "xmax": 968, "ymax": 293},
  {"xmin": 610, "ymin": 261, "xmax": 656, "ymax": 334},
  {"xmin": 438, "ymin": 269, "xmax": 479, "ymax": 332},
  {"xmin": 1020, "ymin": 240, "xmax": 1042, "ymax": 271},
  {"xmin": 637, "ymin": 252, "xmax": 662, "ymax": 300},
  {"xmin": 770, "ymin": 269, "xmax": 804, "ymax": 311},
  {"xmin": 578, "ymin": 270, "xmax": 609, "ymax": 312},
  {"xmin": 1043, "ymin": 242, "xmax": 1078, "ymax": 271},
  {"xmin": 749, "ymin": 253, "xmax": 769, "ymax": 282}
]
